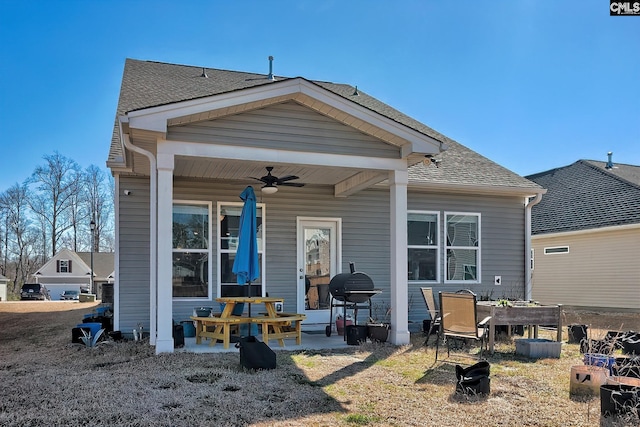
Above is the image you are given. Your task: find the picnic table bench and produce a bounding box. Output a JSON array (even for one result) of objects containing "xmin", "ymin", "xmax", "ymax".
[
  {"xmin": 251, "ymin": 313, "xmax": 306, "ymax": 347},
  {"xmin": 190, "ymin": 315, "xmax": 253, "ymax": 349},
  {"xmin": 191, "ymin": 297, "xmax": 306, "ymax": 349}
]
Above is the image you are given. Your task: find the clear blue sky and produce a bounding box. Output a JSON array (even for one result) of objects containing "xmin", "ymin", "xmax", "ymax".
[{"xmin": 1, "ymin": 1, "xmax": 638, "ymax": 191}]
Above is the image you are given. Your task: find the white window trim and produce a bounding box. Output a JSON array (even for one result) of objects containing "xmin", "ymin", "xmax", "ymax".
[
  {"xmin": 172, "ymin": 200, "xmax": 212, "ymax": 301},
  {"xmin": 407, "ymin": 210, "xmax": 440, "ymax": 283},
  {"xmin": 216, "ymin": 201, "xmax": 266, "ymax": 298},
  {"xmin": 59, "ymin": 259, "xmax": 70, "ymax": 273},
  {"xmin": 544, "ymin": 246, "xmax": 569, "ymax": 255},
  {"xmin": 444, "ymin": 211, "xmax": 481, "ymax": 284}
]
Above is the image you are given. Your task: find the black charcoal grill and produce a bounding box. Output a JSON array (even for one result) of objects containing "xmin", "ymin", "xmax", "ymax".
[{"xmin": 325, "ymin": 262, "xmax": 381, "ymax": 337}]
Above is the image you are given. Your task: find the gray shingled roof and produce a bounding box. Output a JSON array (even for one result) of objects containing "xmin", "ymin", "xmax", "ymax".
[
  {"xmin": 76, "ymin": 252, "xmax": 114, "ymax": 280},
  {"xmin": 526, "ymin": 160, "xmax": 640, "ymax": 234},
  {"xmin": 110, "ymin": 59, "xmax": 540, "ymax": 192}
]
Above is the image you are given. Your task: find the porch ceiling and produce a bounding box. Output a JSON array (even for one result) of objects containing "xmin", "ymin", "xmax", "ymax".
[{"xmin": 173, "ymin": 157, "xmax": 365, "ymax": 187}]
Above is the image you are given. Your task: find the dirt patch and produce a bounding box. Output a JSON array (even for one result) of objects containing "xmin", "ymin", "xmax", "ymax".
[{"xmin": 0, "ymin": 302, "xmax": 638, "ymax": 427}]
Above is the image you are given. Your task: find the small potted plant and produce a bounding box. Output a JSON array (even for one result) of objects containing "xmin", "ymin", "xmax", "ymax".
[{"xmin": 367, "ymin": 300, "xmax": 391, "ymax": 343}]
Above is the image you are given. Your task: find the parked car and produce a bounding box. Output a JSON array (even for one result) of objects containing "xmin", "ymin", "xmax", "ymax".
[
  {"xmin": 60, "ymin": 290, "xmax": 79, "ymax": 301},
  {"xmin": 80, "ymin": 285, "xmax": 90, "ymax": 294},
  {"xmin": 20, "ymin": 284, "xmax": 51, "ymax": 301}
]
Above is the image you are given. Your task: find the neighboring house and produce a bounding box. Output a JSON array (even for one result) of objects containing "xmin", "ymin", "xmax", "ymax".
[
  {"xmin": 107, "ymin": 58, "xmax": 544, "ymax": 353},
  {"xmin": 526, "ymin": 154, "xmax": 640, "ymax": 311},
  {"xmin": 33, "ymin": 248, "xmax": 115, "ymax": 301},
  {"xmin": 0, "ymin": 274, "xmax": 8, "ymax": 302}
]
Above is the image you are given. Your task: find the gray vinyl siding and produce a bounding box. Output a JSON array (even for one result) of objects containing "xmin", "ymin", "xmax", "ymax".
[
  {"xmin": 167, "ymin": 101, "xmax": 401, "ymax": 158},
  {"xmin": 170, "ymin": 179, "xmax": 392, "ymax": 324},
  {"xmin": 117, "ymin": 175, "xmax": 529, "ymax": 331},
  {"xmin": 407, "ymin": 192, "xmax": 527, "ymax": 324},
  {"xmin": 117, "ymin": 176, "xmax": 151, "ymax": 334},
  {"xmin": 532, "ymin": 228, "xmax": 640, "ymax": 310}
]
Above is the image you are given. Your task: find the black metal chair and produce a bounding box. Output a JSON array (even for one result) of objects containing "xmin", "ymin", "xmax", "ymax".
[{"xmin": 420, "ymin": 287, "xmax": 440, "ymax": 345}]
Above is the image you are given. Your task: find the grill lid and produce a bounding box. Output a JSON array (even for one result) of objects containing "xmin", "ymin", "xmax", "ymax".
[{"xmin": 329, "ymin": 262, "xmax": 377, "ymax": 303}]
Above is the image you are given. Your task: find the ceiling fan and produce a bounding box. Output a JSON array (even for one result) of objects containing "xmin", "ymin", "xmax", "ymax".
[{"xmin": 251, "ymin": 166, "xmax": 304, "ymax": 194}]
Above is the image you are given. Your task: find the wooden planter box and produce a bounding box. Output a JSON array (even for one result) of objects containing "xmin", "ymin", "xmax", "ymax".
[{"xmin": 476, "ymin": 302, "xmax": 562, "ymax": 354}]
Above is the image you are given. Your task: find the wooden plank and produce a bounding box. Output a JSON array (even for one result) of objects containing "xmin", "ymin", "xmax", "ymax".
[{"xmin": 475, "ymin": 304, "xmax": 562, "ymax": 354}]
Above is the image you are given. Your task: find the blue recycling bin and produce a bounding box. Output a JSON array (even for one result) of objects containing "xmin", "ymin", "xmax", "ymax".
[
  {"xmin": 95, "ymin": 306, "xmax": 110, "ymax": 316},
  {"xmin": 78, "ymin": 322, "xmax": 102, "ymax": 337}
]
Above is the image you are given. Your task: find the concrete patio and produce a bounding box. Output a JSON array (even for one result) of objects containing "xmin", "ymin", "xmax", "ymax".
[{"xmin": 177, "ymin": 330, "xmax": 365, "ymax": 353}]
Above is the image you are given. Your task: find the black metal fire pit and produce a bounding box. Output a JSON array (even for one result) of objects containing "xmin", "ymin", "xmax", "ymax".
[{"xmin": 325, "ymin": 262, "xmax": 381, "ymax": 337}]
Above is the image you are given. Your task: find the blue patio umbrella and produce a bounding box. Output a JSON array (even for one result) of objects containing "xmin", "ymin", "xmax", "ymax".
[
  {"xmin": 232, "ymin": 186, "xmax": 260, "ymax": 288},
  {"xmin": 231, "ymin": 186, "xmax": 260, "ymax": 336}
]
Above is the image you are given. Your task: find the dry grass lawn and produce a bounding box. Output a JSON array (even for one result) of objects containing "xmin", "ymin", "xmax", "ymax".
[{"xmin": 1, "ymin": 302, "xmax": 639, "ymax": 426}]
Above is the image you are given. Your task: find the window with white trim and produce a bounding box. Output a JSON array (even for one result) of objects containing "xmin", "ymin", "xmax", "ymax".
[
  {"xmin": 445, "ymin": 213, "xmax": 480, "ymax": 283},
  {"xmin": 218, "ymin": 202, "xmax": 265, "ymax": 297},
  {"xmin": 172, "ymin": 202, "xmax": 211, "ymax": 298},
  {"xmin": 58, "ymin": 260, "xmax": 71, "ymax": 273},
  {"xmin": 407, "ymin": 212, "xmax": 439, "ymax": 281}
]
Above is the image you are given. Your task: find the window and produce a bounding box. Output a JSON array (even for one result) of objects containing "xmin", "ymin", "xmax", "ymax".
[
  {"xmin": 218, "ymin": 202, "xmax": 265, "ymax": 297},
  {"xmin": 445, "ymin": 213, "xmax": 480, "ymax": 283},
  {"xmin": 407, "ymin": 212, "xmax": 439, "ymax": 281},
  {"xmin": 544, "ymin": 246, "xmax": 569, "ymax": 254},
  {"xmin": 57, "ymin": 260, "xmax": 71, "ymax": 273},
  {"xmin": 172, "ymin": 202, "xmax": 211, "ymax": 298}
]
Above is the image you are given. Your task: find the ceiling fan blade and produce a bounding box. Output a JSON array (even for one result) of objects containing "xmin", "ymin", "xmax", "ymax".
[
  {"xmin": 279, "ymin": 182, "xmax": 305, "ymax": 187},
  {"xmin": 276, "ymin": 175, "xmax": 300, "ymax": 183}
]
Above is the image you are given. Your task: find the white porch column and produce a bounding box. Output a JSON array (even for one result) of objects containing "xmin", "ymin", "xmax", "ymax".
[
  {"xmin": 155, "ymin": 152, "xmax": 175, "ymax": 353},
  {"xmin": 389, "ymin": 170, "xmax": 410, "ymax": 345}
]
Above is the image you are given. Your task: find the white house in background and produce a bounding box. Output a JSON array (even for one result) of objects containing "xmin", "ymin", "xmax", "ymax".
[
  {"xmin": 0, "ymin": 274, "xmax": 8, "ymax": 302},
  {"xmin": 33, "ymin": 248, "xmax": 115, "ymax": 301},
  {"xmin": 107, "ymin": 58, "xmax": 545, "ymax": 353}
]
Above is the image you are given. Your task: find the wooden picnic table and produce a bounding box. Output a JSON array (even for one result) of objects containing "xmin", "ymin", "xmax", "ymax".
[{"xmin": 191, "ymin": 296, "xmax": 306, "ymax": 349}]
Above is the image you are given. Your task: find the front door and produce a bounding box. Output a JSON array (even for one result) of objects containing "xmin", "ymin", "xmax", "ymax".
[{"xmin": 297, "ymin": 218, "xmax": 341, "ymax": 325}]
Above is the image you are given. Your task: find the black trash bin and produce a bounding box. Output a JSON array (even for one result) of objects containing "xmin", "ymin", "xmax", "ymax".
[
  {"xmin": 600, "ymin": 383, "xmax": 640, "ymax": 417},
  {"xmin": 455, "ymin": 361, "xmax": 490, "ymax": 395},
  {"xmin": 346, "ymin": 325, "xmax": 367, "ymax": 345},
  {"xmin": 568, "ymin": 324, "xmax": 588, "ymax": 344},
  {"xmin": 237, "ymin": 336, "xmax": 276, "ymax": 370},
  {"xmin": 173, "ymin": 323, "xmax": 184, "ymax": 348}
]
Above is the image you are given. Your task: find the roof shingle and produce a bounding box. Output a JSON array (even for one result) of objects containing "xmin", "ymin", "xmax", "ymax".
[
  {"xmin": 526, "ymin": 160, "xmax": 640, "ymax": 234},
  {"xmin": 110, "ymin": 58, "xmax": 540, "ymax": 192}
]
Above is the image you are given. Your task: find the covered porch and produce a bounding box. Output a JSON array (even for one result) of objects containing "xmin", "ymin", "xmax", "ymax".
[{"xmin": 112, "ymin": 70, "xmax": 445, "ymax": 353}]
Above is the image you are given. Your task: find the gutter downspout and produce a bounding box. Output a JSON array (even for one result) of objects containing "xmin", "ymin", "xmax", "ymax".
[
  {"xmin": 119, "ymin": 117, "xmax": 158, "ymax": 345},
  {"xmin": 525, "ymin": 192, "xmax": 544, "ymax": 301}
]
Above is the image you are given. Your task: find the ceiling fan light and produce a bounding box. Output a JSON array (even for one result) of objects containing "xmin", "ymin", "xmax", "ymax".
[{"xmin": 261, "ymin": 185, "xmax": 278, "ymax": 194}]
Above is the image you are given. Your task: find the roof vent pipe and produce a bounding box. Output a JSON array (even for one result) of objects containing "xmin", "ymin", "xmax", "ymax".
[
  {"xmin": 267, "ymin": 56, "xmax": 275, "ymax": 81},
  {"xmin": 606, "ymin": 151, "xmax": 613, "ymax": 169},
  {"xmin": 201, "ymin": 68, "xmax": 208, "ymax": 78}
]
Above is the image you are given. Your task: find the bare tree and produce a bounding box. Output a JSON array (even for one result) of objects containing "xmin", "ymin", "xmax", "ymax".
[
  {"xmin": 67, "ymin": 184, "xmax": 84, "ymax": 252},
  {"xmin": 0, "ymin": 184, "xmax": 37, "ymax": 291},
  {"xmin": 30, "ymin": 196, "xmax": 49, "ymax": 265},
  {"xmin": 84, "ymin": 165, "xmax": 113, "ymax": 253},
  {"xmin": 28, "ymin": 152, "xmax": 81, "ymax": 257},
  {"xmin": 0, "ymin": 207, "xmax": 8, "ymax": 278}
]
